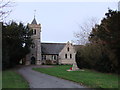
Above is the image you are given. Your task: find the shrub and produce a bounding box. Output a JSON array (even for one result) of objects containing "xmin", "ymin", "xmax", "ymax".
[{"xmin": 45, "ymin": 60, "xmax": 52, "ymax": 65}]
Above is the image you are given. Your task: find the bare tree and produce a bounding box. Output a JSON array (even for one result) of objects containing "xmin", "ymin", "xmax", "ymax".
[
  {"xmin": 73, "ymin": 17, "xmax": 98, "ymax": 45},
  {"xmin": 0, "ymin": 0, "xmax": 13, "ymax": 21}
]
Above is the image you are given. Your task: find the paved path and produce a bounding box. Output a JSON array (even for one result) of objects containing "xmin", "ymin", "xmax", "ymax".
[{"xmin": 17, "ymin": 65, "xmax": 86, "ymax": 88}]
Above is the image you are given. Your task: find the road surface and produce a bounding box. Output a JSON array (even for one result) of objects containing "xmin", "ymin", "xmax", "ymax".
[{"xmin": 18, "ymin": 65, "xmax": 86, "ymax": 88}]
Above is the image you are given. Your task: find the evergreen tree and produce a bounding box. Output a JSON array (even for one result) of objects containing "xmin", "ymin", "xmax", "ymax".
[
  {"xmin": 89, "ymin": 9, "xmax": 119, "ymax": 73},
  {"xmin": 2, "ymin": 21, "xmax": 32, "ymax": 69}
]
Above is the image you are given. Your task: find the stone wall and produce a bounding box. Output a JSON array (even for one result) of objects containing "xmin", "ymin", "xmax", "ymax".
[
  {"xmin": 59, "ymin": 42, "xmax": 76, "ymax": 64},
  {"xmin": 42, "ymin": 54, "xmax": 58, "ymax": 64}
]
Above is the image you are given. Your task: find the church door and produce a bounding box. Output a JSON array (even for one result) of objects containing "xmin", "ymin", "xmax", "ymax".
[{"xmin": 31, "ymin": 57, "xmax": 36, "ymax": 64}]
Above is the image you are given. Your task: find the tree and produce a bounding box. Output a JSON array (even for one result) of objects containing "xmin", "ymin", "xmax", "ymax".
[
  {"xmin": 2, "ymin": 21, "xmax": 32, "ymax": 69},
  {"xmin": 74, "ymin": 17, "xmax": 98, "ymax": 45},
  {"xmin": 89, "ymin": 9, "xmax": 119, "ymax": 73}
]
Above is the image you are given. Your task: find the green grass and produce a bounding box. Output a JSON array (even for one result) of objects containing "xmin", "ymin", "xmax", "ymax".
[
  {"xmin": 2, "ymin": 69, "xmax": 29, "ymax": 88},
  {"xmin": 33, "ymin": 65, "xmax": 119, "ymax": 88}
]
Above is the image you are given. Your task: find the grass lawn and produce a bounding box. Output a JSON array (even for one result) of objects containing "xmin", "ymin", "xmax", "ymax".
[
  {"xmin": 33, "ymin": 65, "xmax": 119, "ymax": 88},
  {"xmin": 2, "ymin": 69, "xmax": 29, "ymax": 88}
]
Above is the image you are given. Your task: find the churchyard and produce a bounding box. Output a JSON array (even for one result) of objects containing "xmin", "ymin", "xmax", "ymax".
[{"xmin": 33, "ymin": 65, "xmax": 119, "ymax": 88}]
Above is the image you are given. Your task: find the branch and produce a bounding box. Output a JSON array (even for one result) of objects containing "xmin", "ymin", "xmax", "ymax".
[{"xmin": 0, "ymin": 0, "xmax": 13, "ymax": 21}]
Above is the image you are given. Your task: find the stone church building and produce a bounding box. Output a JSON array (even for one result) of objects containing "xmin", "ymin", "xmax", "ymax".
[{"xmin": 25, "ymin": 18, "xmax": 78, "ymax": 65}]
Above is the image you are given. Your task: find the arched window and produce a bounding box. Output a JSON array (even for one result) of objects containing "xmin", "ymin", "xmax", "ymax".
[
  {"xmin": 32, "ymin": 29, "xmax": 36, "ymax": 35},
  {"xmin": 42, "ymin": 55, "xmax": 46, "ymax": 60},
  {"xmin": 67, "ymin": 47, "xmax": 69, "ymax": 51},
  {"xmin": 65, "ymin": 54, "xmax": 67, "ymax": 59},
  {"xmin": 31, "ymin": 43, "xmax": 35, "ymax": 48},
  {"xmin": 54, "ymin": 55, "xmax": 57, "ymax": 60},
  {"xmin": 70, "ymin": 54, "xmax": 72, "ymax": 59},
  {"xmin": 34, "ymin": 29, "xmax": 36, "ymax": 34}
]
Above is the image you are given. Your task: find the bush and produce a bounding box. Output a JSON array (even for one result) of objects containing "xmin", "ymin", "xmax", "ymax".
[
  {"xmin": 45, "ymin": 60, "xmax": 52, "ymax": 65},
  {"xmin": 94, "ymin": 53, "xmax": 112, "ymax": 73},
  {"xmin": 76, "ymin": 43, "xmax": 118, "ymax": 74}
]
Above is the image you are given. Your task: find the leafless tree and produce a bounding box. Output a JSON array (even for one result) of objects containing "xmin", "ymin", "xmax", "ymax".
[
  {"xmin": 73, "ymin": 17, "xmax": 98, "ymax": 45},
  {"xmin": 0, "ymin": 0, "xmax": 13, "ymax": 21}
]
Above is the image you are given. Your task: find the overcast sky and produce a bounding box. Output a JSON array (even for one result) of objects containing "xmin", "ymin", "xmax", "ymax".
[{"xmin": 4, "ymin": 0, "xmax": 118, "ymax": 44}]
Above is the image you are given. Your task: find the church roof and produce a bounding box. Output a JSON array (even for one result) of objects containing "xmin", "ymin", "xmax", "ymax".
[
  {"xmin": 31, "ymin": 18, "xmax": 37, "ymax": 24},
  {"xmin": 41, "ymin": 42, "xmax": 83, "ymax": 55},
  {"xmin": 41, "ymin": 43, "xmax": 66, "ymax": 54}
]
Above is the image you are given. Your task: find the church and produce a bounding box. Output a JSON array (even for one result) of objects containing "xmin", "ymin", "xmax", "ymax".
[{"xmin": 24, "ymin": 18, "xmax": 79, "ymax": 65}]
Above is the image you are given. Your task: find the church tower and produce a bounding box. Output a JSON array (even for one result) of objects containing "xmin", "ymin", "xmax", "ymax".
[{"xmin": 25, "ymin": 17, "xmax": 42, "ymax": 65}]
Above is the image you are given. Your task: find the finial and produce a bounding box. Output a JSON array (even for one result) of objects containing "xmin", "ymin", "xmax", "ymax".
[{"xmin": 34, "ymin": 10, "xmax": 36, "ymax": 18}]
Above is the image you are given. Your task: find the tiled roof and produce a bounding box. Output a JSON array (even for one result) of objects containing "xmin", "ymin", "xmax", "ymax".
[
  {"xmin": 41, "ymin": 42, "xmax": 83, "ymax": 54},
  {"xmin": 41, "ymin": 43, "xmax": 66, "ymax": 54}
]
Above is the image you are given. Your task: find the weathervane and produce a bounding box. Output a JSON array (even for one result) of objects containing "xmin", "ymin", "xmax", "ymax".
[{"xmin": 34, "ymin": 10, "xmax": 36, "ymax": 18}]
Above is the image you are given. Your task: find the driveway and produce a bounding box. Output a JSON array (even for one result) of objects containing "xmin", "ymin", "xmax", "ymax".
[{"xmin": 17, "ymin": 65, "xmax": 86, "ymax": 88}]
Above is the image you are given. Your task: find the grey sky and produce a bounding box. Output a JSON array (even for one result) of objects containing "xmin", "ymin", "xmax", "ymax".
[{"xmin": 5, "ymin": 1, "xmax": 118, "ymax": 44}]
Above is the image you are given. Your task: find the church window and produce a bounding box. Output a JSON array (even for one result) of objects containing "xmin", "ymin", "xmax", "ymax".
[
  {"xmin": 51, "ymin": 55, "xmax": 54, "ymax": 60},
  {"xmin": 54, "ymin": 55, "xmax": 57, "ymax": 60},
  {"xmin": 31, "ymin": 43, "xmax": 35, "ymax": 48},
  {"xmin": 42, "ymin": 55, "xmax": 44, "ymax": 60},
  {"xmin": 42, "ymin": 55, "xmax": 46, "ymax": 60},
  {"xmin": 70, "ymin": 54, "xmax": 72, "ymax": 59},
  {"xmin": 65, "ymin": 54, "xmax": 67, "ymax": 59},
  {"xmin": 44, "ymin": 55, "xmax": 46, "ymax": 60},
  {"xmin": 34, "ymin": 29, "xmax": 36, "ymax": 34},
  {"xmin": 67, "ymin": 47, "xmax": 69, "ymax": 51},
  {"xmin": 33, "ymin": 29, "xmax": 36, "ymax": 35}
]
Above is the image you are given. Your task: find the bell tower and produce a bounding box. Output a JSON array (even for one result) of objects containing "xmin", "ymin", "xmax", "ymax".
[{"xmin": 25, "ymin": 17, "xmax": 42, "ymax": 65}]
